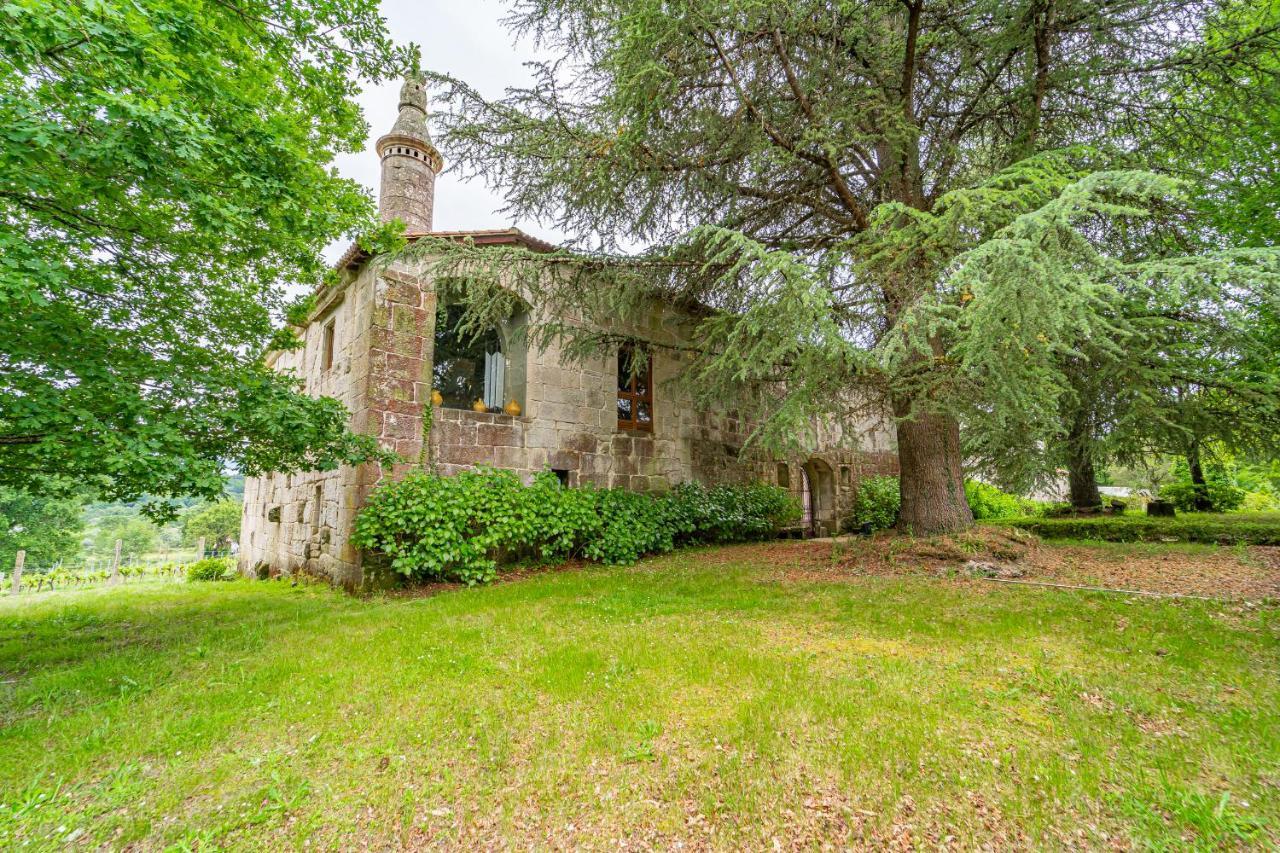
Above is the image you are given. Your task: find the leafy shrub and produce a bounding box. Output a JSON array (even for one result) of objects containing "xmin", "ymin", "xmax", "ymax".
[
  {"xmin": 352, "ymin": 467, "xmax": 800, "ymax": 581},
  {"xmin": 186, "ymin": 556, "xmax": 235, "ymax": 582},
  {"xmin": 585, "ymin": 488, "xmax": 678, "ymax": 564},
  {"xmin": 964, "ymin": 480, "xmax": 1022, "ymax": 520},
  {"xmin": 854, "ymin": 475, "xmax": 900, "ymax": 531},
  {"xmin": 1241, "ymin": 490, "xmax": 1279, "ymax": 512},
  {"xmin": 1160, "ymin": 478, "xmax": 1245, "ymax": 513},
  {"xmin": 991, "ymin": 513, "xmax": 1280, "ymax": 545},
  {"xmin": 350, "ymin": 467, "xmax": 531, "ymax": 585}
]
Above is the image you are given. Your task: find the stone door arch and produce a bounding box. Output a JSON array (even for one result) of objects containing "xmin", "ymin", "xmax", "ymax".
[{"xmin": 802, "ymin": 459, "xmax": 836, "ymax": 536}]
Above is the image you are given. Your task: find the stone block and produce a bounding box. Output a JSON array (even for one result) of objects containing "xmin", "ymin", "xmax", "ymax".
[
  {"xmin": 384, "ymin": 278, "xmax": 423, "ymax": 306},
  {"xmin": 477, "ymin": 423, "xmax": 519, "ymax": 447},
  {"xmin": 369, "ymin": 327, "xmax": 422, "ymax": 358},
  {"xmin": 547, "ymin": 449, "xmax": 580, "ymax": 471},
  {"xmin": 392, "ymin": 304, "xmax": 424, "ymax": 336},
  {"xmin": 493, "ymin": 445, "xmax": 527, "ymax": 469},
  {"xmin": 439, "ymin": 444, "xmax": 493, "ymax": 466},
  {"xmin": 381, "ymin": 412, "xmax": 421, "ymax": 441},
  {"xmin": 379, "ymin": 352, "xmax": 418, "ymax": 379}
]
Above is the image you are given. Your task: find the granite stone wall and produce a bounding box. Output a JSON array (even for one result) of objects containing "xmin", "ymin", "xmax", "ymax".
[{"xmin": 240, "ymin": 254, "xmax": 900, "ymax": 586}]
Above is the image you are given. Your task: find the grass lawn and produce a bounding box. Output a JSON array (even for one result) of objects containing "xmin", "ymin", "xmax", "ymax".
[{"xmin": 2, "ymin": 543, "xmax": 1277, "ymax": 849}]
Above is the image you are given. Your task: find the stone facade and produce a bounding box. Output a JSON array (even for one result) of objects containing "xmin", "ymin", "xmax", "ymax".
[{"xmin": 238, "ymin": 80, "xmax": 899, "ymax": 587}]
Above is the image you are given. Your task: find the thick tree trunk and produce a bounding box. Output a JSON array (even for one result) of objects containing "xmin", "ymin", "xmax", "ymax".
[
  {"xmin": 1065, "ymin": 409, "xmax": 1102, "ymax": 510},
  {"xmin": 1186, "ymin": 443, "xmax": 1212, "ymax": 512},
  {"xmin": 895, "ymin": 409, "xmax": 973, "ymax": 535},
  {"xmin": 1066, "ymin": 453, "xmax": 1103, "ymax": 510}
]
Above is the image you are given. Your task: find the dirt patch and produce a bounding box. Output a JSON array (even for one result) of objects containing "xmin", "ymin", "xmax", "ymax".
[
  {"xmin": 723, "ymin": 533, "xmax": 1280, "ymax": 601},
  {"xmin": 1025, "ymin": 544, "xmax": 1280, "ymax": 601}
]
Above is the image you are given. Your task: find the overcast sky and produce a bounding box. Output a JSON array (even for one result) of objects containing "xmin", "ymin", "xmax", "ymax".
[{"xmin": 328, "ymin": 0, "xmax": 564, "ymax": 258}]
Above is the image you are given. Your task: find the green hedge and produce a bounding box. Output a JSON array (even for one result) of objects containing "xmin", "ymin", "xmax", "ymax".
[
  {"xmin": 963, "ymin": 480, "xmax": 1023, "ymax": 520},
  {"xmin": 992, "ymin": 513, "xmax": 1280, "ymax": 545},
  {"xmin": 352, "ymin": 467, "xmax": 801, "ymax": 584}
]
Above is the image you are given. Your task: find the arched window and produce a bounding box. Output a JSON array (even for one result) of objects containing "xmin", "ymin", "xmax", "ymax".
[{"xmin": 433, "ymin": 304, "xmax": 526, "ymax": 413}]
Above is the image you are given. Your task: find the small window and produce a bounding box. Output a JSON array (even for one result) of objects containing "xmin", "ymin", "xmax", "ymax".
[
  {"xmin": 312, "ymin": 485, "xmax": 323, "ymax": 527},
  {"xmin": 840, "ymin": 466, "xmax": 851, "ymax": 487},
  {"xmin": 551, "ymin": 468, "xmax": 570, "ymax": 487},
  {"xmin": 777, "ymin": 463, "xmax": 790, "ymax": 488},
  {"xmin": 617, "ymin": 345, "xmax": 653, "ymax": 432},
  {"xmin": 321, "ymin": 320, "xmax": 336, "ymax": 371}
]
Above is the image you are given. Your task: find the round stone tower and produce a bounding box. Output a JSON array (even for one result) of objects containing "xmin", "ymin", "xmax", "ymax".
[{"xmin": 376, "ymin": 77, "xmax": 443, "ymax": 232}]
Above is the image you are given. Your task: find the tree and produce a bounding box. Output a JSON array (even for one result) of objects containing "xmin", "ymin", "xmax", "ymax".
[
  {"xmin": 964, "ymin": 189, "xmax": 1280, "ymax": 511},
  {"xmin": 420, "ymin": 0, "xmax": 1280, "ymax": 533},
  {"xmin": 993, "ymin": 0, "xmax": 1280, "ymax": 512},
  {"xmin": 0, "ymin": 486, "xmax": 83, "ymax": 569},
  {"xmin": 93, "ymin": 516, "xmax": 159, "ymax": 560},
  {"xmin": 182, "ymin": 500, "xmax": 243, "ymax": 550},
  {"xmin": 0, "ymin": 0, "xmax": 407, "ymax": 515}
]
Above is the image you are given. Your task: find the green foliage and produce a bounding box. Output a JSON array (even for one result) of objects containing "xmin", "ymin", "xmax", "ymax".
[
  {"xmin": 964, "ymin": 481, "xmax": 1023, "ymax": 521},
  {"xmin": 185, "ymin": 557, "xmax": 235, "ymax": 582},
  {"xmin": 1241, "ymin": 491, "xmax": 1279, "ymax": 512},
  {"xmin": 1160, "ymin": 458, "xmax": 1247, "ymax": 513},
  {"xmin": 93, "ymin": 516, "xmax": 159, "ymax": 558},
  {"xmin": 854, "ymin": 476, "xmax": 900, "ymax": 531},
  {"xmin": 352, "ymin": 467, "xmax": 799, "ymax": 582},
  {"xmin": 0, "ymin": 486, "xmax": 83, "ymax": 569},
  {"xmin": 997, "ymin": 513, "xmax": 1280, "ymax": 545},
  {"xmin": 182, "ymin": 500, "xmax": 243, "ymax": 550},
  {"xmin": 416, "ymin": 0, "xmax": 1280, "ymax": 534},
  {"xmin": 1160, "ymin": 481, "xmax": 1246, "ymax": 514},
  {"xmin": 0, "ymin": 0, "xmax": 409, "ymax": 511}
]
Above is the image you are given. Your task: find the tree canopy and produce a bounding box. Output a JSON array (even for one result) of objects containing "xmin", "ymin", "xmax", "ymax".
[
  {"xmin": 420, "ymin": 0, "xmax": 1280, "ymax": 532},
  {"xmin": 182, "ymin": 499, "xmax": 243, "ymax": 550},
  {"xmin": 0, "ymin": 0, "xmax": 407, "ymax": 513}
]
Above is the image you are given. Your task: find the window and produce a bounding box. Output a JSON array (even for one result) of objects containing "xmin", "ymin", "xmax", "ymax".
[
  {"xmin": 433, "ymin": 304, "xmax": 525, "ymax": 412},
  {"xmin": 551, "ymin": 468, "xmax": 570, "ymax": 487},
  {"xmin": 616, "ymin": 345, "xmax": 653, "ymax": 431},
  {"xmin": 321, "ymin": 320, "xmax": 336, "ymax": 371},
  {"xmin": 777, "ymin": 463, "xmax": 790, "ymax": 488}
]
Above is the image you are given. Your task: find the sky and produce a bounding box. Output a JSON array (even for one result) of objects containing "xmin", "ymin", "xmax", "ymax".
[{"xmin": 327, "ymin": 0, "xmax": 565, "ymax": 258}]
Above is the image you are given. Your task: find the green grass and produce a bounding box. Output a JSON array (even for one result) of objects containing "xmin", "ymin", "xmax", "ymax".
[
  {"xmin": 2, "ymin": 546, "xmax": 1277, "ymax": 848},
  {"xmin": 992, "ymin": 511, "xmax": 1280, "ymax": 545}
]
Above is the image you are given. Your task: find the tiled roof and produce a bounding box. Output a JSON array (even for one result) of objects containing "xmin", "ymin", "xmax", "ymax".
[{"xmin": 334, "ymin": 227, "xmax": 558, "ymax": 271}]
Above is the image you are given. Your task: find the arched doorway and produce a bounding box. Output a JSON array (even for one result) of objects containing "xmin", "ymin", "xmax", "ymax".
[
  {"xmin": 802, "ymin": 459, "xmax": 836, "ymax": 536},
  {"xmin": 799, "ymin": 467, "xmax": 814, "ymax": 534}
]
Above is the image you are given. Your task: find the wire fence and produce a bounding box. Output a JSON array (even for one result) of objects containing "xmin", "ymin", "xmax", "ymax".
[{"xmin": 2, "ymin": 542, "xmax": 235, "ymax": 597}]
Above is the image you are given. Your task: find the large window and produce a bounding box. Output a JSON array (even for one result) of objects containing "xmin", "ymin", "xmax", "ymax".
[
  {"xmin": 616, "ymin": 345, "xmax": 653, "ymax": 431},
  {"xmin": 433, "ymin": 304, "xmax": 522, "ymax": 412}
]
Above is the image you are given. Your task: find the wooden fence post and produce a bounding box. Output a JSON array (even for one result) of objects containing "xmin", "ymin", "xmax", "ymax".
[
  {"xmin": 110, "ymin": 539, "xmax": 122, "ymax": 585},
  {"xmin": 196, "ymin": 537, "xmax": 206, "ymax": 562},
  {"xmin": 10, "ymin": 550, "xmax": 23, "ymax": 595}
]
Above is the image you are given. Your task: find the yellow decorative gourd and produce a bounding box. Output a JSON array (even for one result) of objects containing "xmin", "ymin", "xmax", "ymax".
[
  {"xmin": 472, "ymin": 398, "xmax": 488, "ymax": 413},
  {"xmin": 430, "ymin": 389, "xmax": 443, "ymax": 407},
  {"xmin": 504, "ymin": 399, "xmax": 522, "ymax": 417}
]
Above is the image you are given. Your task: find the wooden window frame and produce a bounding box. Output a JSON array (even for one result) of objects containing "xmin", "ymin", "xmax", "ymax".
[{"xmin": 616, "ymin": 345, "xmax": 654, "ymax": 432}]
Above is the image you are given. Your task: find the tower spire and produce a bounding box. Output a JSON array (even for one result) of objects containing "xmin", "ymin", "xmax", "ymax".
[{"xmin": 376, "ymin": 76, "xmax": 443, "ymax": 231}]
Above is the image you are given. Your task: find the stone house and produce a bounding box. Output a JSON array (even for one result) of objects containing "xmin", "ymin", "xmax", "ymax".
[{"xmin": 238, "ymin": 80, "xmax": 898, "ymax": 586}]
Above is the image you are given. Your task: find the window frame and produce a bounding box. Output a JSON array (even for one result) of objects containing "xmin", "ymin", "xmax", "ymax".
[
  {"xmin": 320, "ymin": 319, "xmax": 336, "ymax": 372},
  {"xmin": 616, "ymin": 345, "xmax": 654, "ymax": 433}
]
